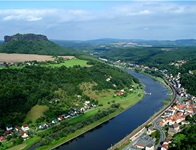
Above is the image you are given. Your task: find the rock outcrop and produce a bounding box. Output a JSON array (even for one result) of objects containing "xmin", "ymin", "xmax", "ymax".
[{"xmin": 4, "ymin": 33, "xmax": 48, "ymax": 43}]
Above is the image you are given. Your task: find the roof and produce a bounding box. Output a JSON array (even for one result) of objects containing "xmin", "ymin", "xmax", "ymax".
[
  {"xmin": 0, "ymin": 136, "xmax": 5, "ymax": 141},
  {"xmin": 22, "ymin": 124, "xmax": 28, "ymax": 127},
  {"xmin": 135, "ymin": 135, "xmax": 155, "ymax": 148}
]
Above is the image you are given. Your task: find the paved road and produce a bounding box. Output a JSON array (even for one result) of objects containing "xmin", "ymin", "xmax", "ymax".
[{"xmin": 154, "ymin": 118, "xmax": 165, "ymax": 149}]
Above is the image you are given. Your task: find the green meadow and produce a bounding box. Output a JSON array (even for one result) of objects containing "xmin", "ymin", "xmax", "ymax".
[
  {"xmin": 24, "ymin": 105, "xmax": 49, "ymax": 124},
  {"xmin": 42, "ymin": 58, "xmax": 89, "ymax": 68}
]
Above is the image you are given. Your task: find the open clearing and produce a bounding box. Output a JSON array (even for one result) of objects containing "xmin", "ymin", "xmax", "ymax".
[
  {"xmin": 25, "ymin": 104, "xmax": 49, "ymax": 123},
  {"xmin": 45, "ymin": 58, "xmax": 89, "ymax": 67}
]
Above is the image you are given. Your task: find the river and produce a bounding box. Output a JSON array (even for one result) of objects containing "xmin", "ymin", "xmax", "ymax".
[{"xmin": 54, "ymin": 71, "xmax": 169, "ymax": 150}]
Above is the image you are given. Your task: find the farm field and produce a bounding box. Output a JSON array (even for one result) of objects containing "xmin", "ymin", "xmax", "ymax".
[{"xmin": 0, "ymin": 53, "xmax": 55, "ymax": 63}]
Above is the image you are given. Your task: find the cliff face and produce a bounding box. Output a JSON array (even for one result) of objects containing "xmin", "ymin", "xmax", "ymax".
[{"xmin": 4, "ymin": 33, "xmax": 48, "ymax": 43}]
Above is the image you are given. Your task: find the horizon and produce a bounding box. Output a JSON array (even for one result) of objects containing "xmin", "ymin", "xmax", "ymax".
[
  {"xmin": 0, "ymin": 1, "xmax": 196, "ymax": 40},
  {"xmin": 0, "ymin": 34, "xmax": 196, "ymax": 42}
]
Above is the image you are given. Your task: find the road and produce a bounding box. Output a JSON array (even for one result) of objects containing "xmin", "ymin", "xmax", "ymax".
[{"xmin": 154, "ymin": 118, "xmax": 166, "ymax": 149}]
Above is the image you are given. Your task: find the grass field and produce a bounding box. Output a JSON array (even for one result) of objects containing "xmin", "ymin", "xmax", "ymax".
[
  {"xmin": 43, "ymin": 58, "xmax": 89, "ymax": 68},
  {"xmin": 25, "ymin": 105, "xmax": 49, "ymax": 124}
]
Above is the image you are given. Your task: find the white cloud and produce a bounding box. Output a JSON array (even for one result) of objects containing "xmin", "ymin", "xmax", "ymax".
[{"xmin": 0, "ymin": 1, "xmax": 196, "ymax": 40}]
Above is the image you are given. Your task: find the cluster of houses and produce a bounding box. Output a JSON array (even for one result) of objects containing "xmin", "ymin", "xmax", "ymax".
[
  {"xmin": 169, "ymin": 60, "xmax": 187, "ymax": 68},
  {"xmin": 158, "ymin": 72, "xmax": 196, "ymax": 150},
  {"xmin": 159, "ymin": 99, "xmax": 195, "ymax": 135},
  {"xmin": 0, "ymin": 124, "xmax": 30, "ymax": 142},
  {"xmin": 165, "ymin": 72, "xmax": 195, "ymax": 100},
  {"xmin": 0, "ymin": 100, "xmax": 96, "ymax": 143},
  {"xmin": 40, "ymin": 100, "xmax": 95, "ymax": 128}
]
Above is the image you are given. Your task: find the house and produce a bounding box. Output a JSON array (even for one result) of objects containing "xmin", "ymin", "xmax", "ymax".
[
  {"xmin": 39, "ymin": 124, "xmax": 45, "ymax": 129},
  {"xmin": 21, "ymin": 132, "xmax": 28, "ymax": 139},
  {"xmin": 0, "ymin": 136, "xmax": 6, "ymax": 142},
  {"xmin": 168, "ymin": 123, "xmax": 179, "ymax": 136},
  {"xmin": 161, "ymin": 140, "xmax": 171, "ymax": 150},
  {"xmin": 62, "ymin": 114, "xmax": 70, "ymax": 119},
  {"xmin": 147, "ymin": 126, "xmax": 155, "ymax": 135},
  {"xmin": 186, "ymin": 107, "xmax": 194, "ymax": 114},
  {"xmin": 22, "ymin": 124, "xmax": 29, "ymax": 131},
  {"xmin": 134, "ymin": 135, "xmax": 155, "ymax": 150},
  {"xmin": 52, "ymin": 119, "xmax": 58, "ymax": 124},
  {"xmin": 181, "ymin": 120, "xmax": 190, "ymax": 125},
  {"xmin": 5, "ymin": 130, "xmax": 12, "ymax": 136},
  {"xmin": 106, "ymin": 78, "xmax": 110, "ymax": 82},
  {"xmin": 165, "ymin": 110, "xmax": 174, "ymax": 116},
  {"xmin": 116, "ymin": 91, "xmax": 123, "ymax": 96},
  {"xmin": 45, "ymin": 122, "xmax": 49, "ymax": 128},
  {"xmin": 6, "ymin": 125, "xmax": 13, "ymax": 131},
  {"xmin": 58, "ymin": 115, "xmax": 63, "ymax": 121},
  {"xmin": 172, "ymin": 123, "xmax": 180, "ymax": 131},
  {"xmin": 15, "ymin": 126, "xmax": 22, "ymax": 132},
  {"xmin": 159, "ymin": 120, "xmax": 167, "ymax": 126}
]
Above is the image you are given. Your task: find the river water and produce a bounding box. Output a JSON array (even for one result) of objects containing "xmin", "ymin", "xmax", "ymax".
[{"xmin": 53, "ymin": 71, "xmax": 169, "ymax": 150}]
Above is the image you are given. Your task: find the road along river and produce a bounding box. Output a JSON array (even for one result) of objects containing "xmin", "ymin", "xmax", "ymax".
[{"xmin": 54, "ymin": 70, "xmax": 170, "ymax": 150}]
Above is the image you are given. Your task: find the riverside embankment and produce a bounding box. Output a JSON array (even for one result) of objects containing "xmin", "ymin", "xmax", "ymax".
[
  {"xmin": 54, "ymin": 71, "xmax": 170, "ymax": 150},
  {"xmin": 109, "ymin": 72, "xmax": 177, "ymax": 150}
]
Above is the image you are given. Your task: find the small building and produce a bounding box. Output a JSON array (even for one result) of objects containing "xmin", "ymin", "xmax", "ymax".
[
  {"xmin": 134, "ymin": 135, "xmax": 155, "ymax": 150},
  {"xmin": 21, "ymin": 132, "xmax": 28, "ymax": 139},
  {"xmin": 0, "ymin": 136, "xmax": 6, "ymax": 142},
  {"xmin": 58, "ymin": 115, "xmax": 63, "ymax": 121},
  {"xmin": 52, "ymin": 119, "xmax": 58, "ymax": 124},
  {"xmin": 6, "ymin": 125, "xmax": 13, "ymax": 131},
  {"xmin": 22, "ymin": 124, "xmax": 29, "ymax": 131},
  {"xmin": 15, "ymin": 126, "xmax": 22, "ymax": 132}
]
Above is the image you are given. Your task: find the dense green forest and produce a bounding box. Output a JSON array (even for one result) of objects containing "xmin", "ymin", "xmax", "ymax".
[
  {"xmin": 100, "ymin": 47, "xmax": 196, "ymax": 67},
  {"xmin": 0, "ymin": 61, "xmax": 136, "ymax": 129},
  {"xmin": 0, "ymin": 40, "xmax": 75, "ymax": 55},
  {"xmin": 98, "ymin": 46, "xmax": 196, "ymax": 96},
  {"xmin": 180, "ymin": 58, "xmax": 196, "ymax": 96}
]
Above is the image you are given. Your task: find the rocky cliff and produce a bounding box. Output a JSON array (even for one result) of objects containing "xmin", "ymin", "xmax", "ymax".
[{"xmin": 4, "ymin": 33, "xmax": 48, "ymax": 43}]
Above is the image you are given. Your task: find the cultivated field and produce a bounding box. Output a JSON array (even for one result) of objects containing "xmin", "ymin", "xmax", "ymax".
[{"xmin": 0, "ymin": 53, "xmax": 55, "ymax": 63}]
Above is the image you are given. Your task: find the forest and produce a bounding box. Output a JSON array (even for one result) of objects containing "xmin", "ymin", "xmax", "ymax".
[
  {"xmin": 169, "ymin": 115, "xmax": 196, "ymax": 150},
  {"xmin": 0, "ymin": 35, "xmax": 75, "ymax": 56},
  {"xmin": 0, "ymin": 61, "xmax": 136, "ymax": 129}
]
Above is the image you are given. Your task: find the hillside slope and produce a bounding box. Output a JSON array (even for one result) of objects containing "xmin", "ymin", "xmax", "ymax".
[{"xmin": 0, "ymin": 33, "xmax": 75, "ymax": 55}]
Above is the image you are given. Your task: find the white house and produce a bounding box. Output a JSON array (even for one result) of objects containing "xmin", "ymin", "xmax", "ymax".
[
  {"xmin": 21, "ymin": 132, "xmax": 28, "ymax": 139},
  {"xmin": 22, "ymin": 124, "xmax": 29, "ymax": 131}
]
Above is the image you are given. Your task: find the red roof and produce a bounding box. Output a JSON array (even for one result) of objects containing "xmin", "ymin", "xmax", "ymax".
[
  {"xmin": 0, "ymin": 136, "xmax": 6, "ymax": 141},
  {"xmin": 23, "ymin": 124, "xmax": 28, "ymax": 127}
]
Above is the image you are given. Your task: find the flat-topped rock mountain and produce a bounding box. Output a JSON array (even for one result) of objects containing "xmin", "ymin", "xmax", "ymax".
[
  {"xmin": 4, "ymin": 33, "xmax": 48, "ymax": 43},
  {"xmin": 0, "ymin": 33, "xmax": 74, "ymax": 55}
]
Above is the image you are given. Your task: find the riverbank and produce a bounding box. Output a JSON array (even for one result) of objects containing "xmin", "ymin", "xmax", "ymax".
[
  {"xmin": 23, "ymin": 83, "xmax": 144, "ymax": 150},
  {"xmin": 109, "ymin": 71, "xmax": 175, "ymax": 150},
  {"xmin": 36, "ymin": 91, "xmax": 145, "ymax": 150}
]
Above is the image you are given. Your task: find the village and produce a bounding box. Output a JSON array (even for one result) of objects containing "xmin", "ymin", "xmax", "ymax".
[{"xmin": 120, "ymin": 60, "xmax": 196, "ymax": 150}]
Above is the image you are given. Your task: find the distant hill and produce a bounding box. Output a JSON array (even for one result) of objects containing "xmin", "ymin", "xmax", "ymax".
[
  {"xmin": 0, "ymin": 33, "xmax": 75, "ymax": 55},
  {"xmin": 84, "ymin": 38, "xmax": 196, "ymax": 46}
]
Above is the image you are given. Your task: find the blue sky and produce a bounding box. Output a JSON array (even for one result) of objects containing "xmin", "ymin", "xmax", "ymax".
[{"xmin": 0, "ymin": 1, "xmax": 195, "ymax": 40}]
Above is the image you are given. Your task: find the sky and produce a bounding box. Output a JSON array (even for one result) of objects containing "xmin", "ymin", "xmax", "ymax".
[{"xmin": 0, "ymin": 1, "xmax": 196, "ymax": 40}]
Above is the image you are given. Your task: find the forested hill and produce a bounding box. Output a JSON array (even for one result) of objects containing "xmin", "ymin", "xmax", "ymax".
[
  {"xmin": 0, "ymin": 61, "xmax": 137, "ymax": 128},
  {"xmin": 0, "ymin": 33, "xmax": 75, "ymax": 55}
]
